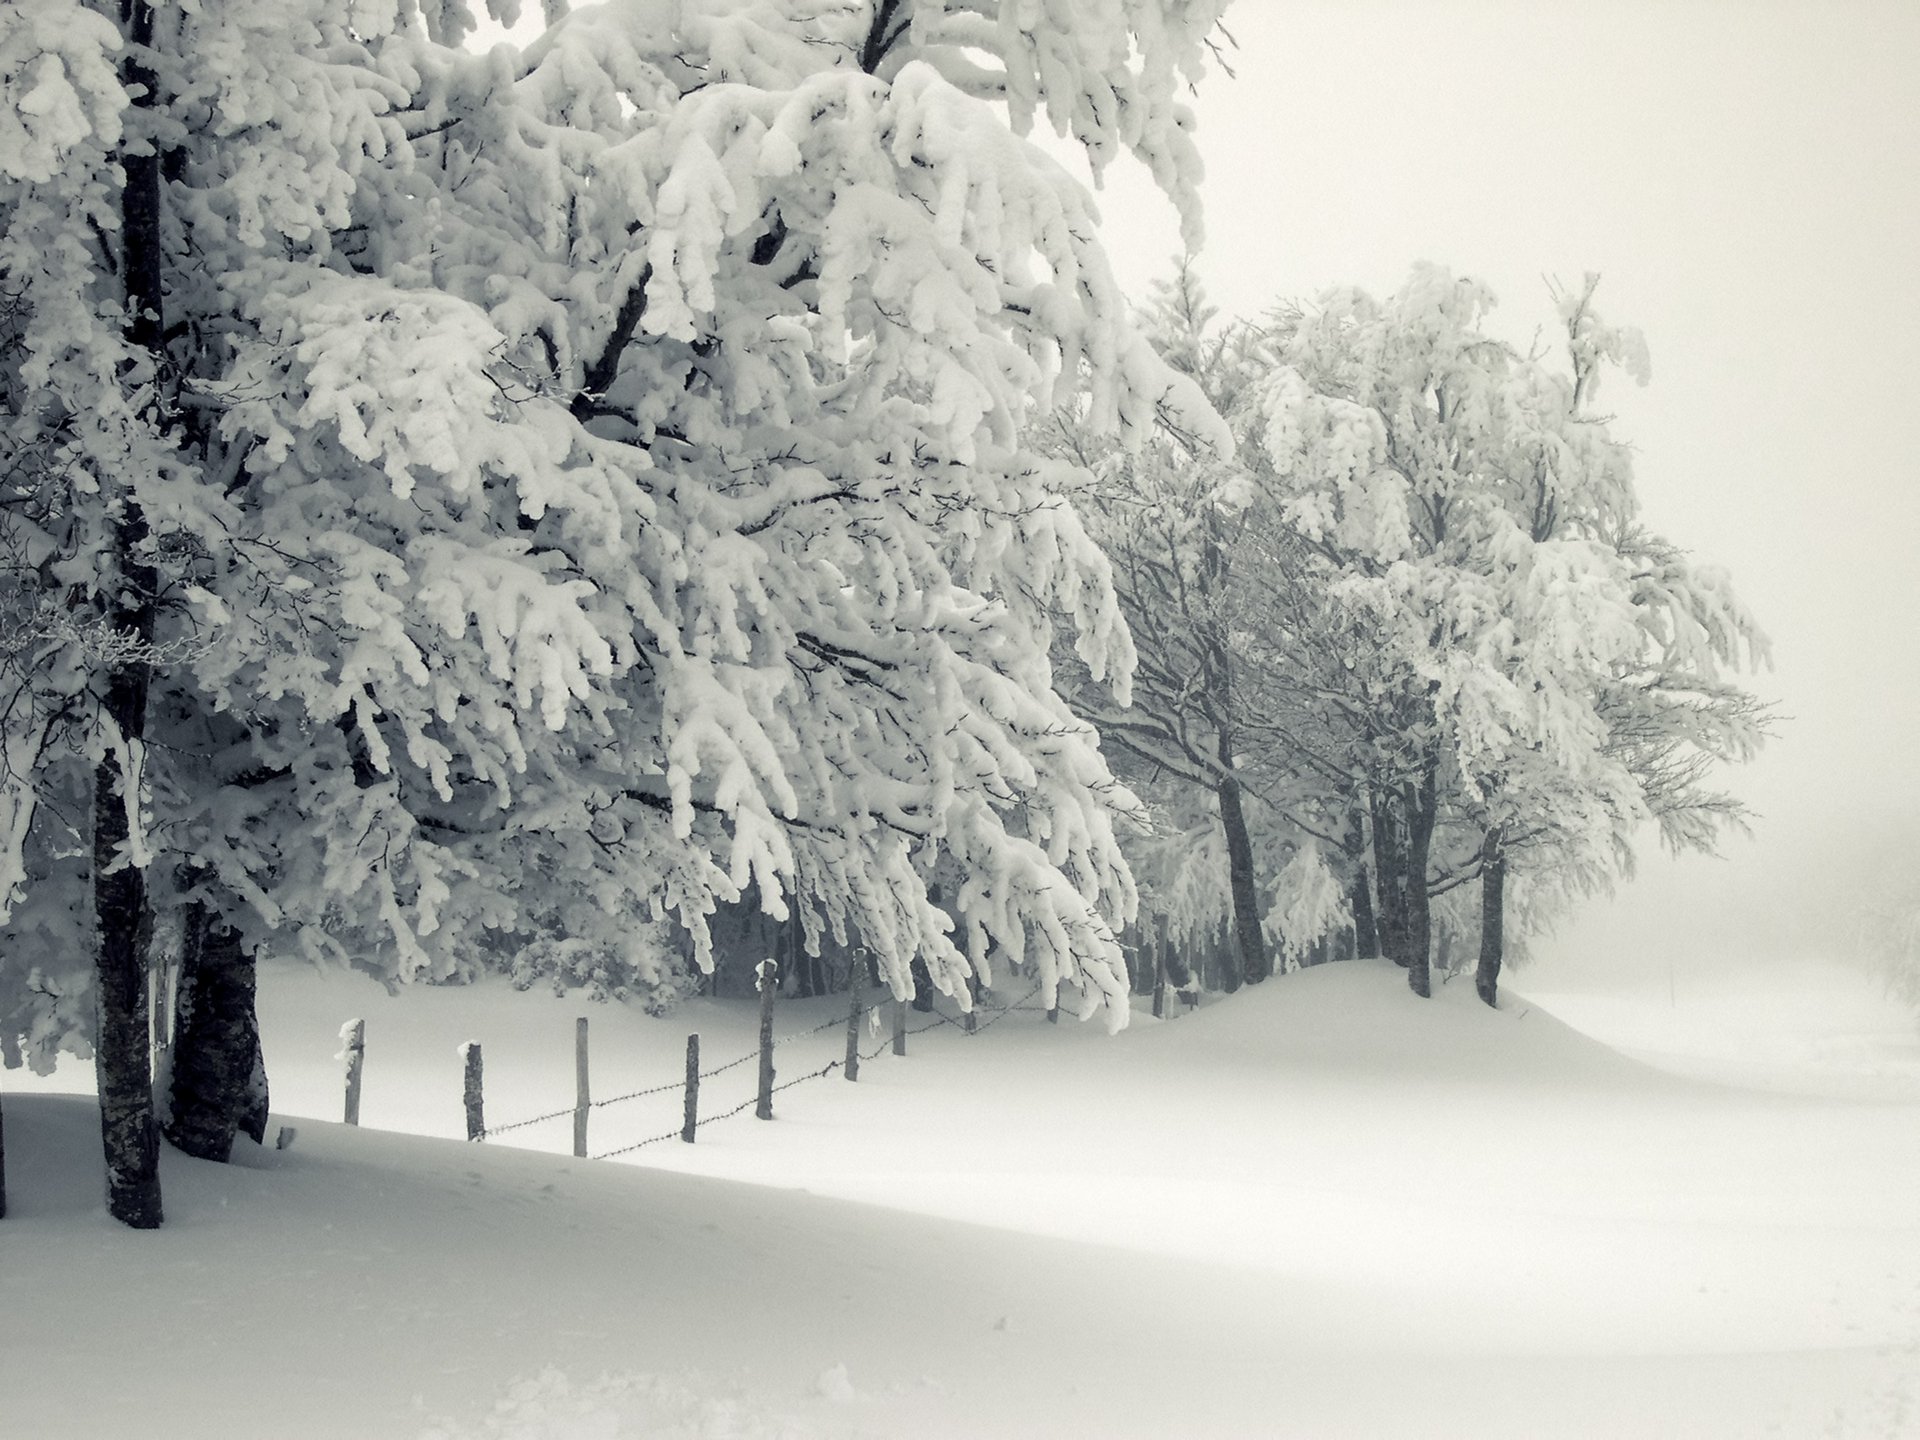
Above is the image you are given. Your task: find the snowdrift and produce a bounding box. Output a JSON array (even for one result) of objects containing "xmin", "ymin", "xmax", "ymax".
[
  {"xmin": 5, "ymin": 959, "xmax": 1918, "ymax": 1438},
  {"xmin": 1119, "ymin": 957, "xmax": 1678, "ymax": 1088}
]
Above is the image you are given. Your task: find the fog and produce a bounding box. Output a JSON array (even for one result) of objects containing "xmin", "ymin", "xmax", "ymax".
[{"xmin": 1058, "ymin": 0, "xmax": 1920, "ymax": 993}]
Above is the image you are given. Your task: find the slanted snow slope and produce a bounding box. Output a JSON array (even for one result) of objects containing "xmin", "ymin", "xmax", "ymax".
[{"xmin": 4, "ymin": 959, "xmax": 1918, "ymax": 1438}]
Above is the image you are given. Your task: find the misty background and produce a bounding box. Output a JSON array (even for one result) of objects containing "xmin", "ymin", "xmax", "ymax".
[{"xmin": 1049, "ymin": 0, "xmax": 1920, "ymax": 997}]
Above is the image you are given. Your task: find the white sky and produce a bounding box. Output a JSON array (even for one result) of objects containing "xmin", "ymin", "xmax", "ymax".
[{"xmin": 1061, "ymin": 0, "xmax": 1920, "ymax": 981}]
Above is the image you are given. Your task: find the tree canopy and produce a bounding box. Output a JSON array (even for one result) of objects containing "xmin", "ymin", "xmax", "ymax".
[
  {"xmin": 1049, "ymin": 261, "xmax": 1769, "ymax": 1001},
  {"xmin": 1, "ymin": 0, "xmax": 1232, "ymax": 1220}
]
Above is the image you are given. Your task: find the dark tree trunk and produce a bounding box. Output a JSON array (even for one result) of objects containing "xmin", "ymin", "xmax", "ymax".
[
  {"xmin": 1475, "ymin": 827, "xmax": 1506, "ymax": 1008},
  {"xmin": 1126, "ymin": 924, "xmax": 1151, "ymax": 995},
  {"xmin": 0, "ymin": 1086, "xmax": 8, "ymax": 1219},
  {"xmin": 1369, "ymin": 788, "xmax": 1410, "ymax": 969},
  {"xmin": 1401, "ymin": 755, "xmax": 1440, "ymax": 999},
  {"xmin": 1216, "ymin": 774, "xmax": 1267, "ymax": 988},
  {"xmin": 1151, "ymin": 913, "xmax": 1169, "ymax": 1017},
  {"xmin": 786, "ymin": 908, "xmax": 812, "ymax": 998},
  {"xmin": 1371, "ymin": 769, "xmax": 1437, "ymax": 996},
  {"xmin": 1158, "ymin": 917, "xmax": 1196, "ymax": 996},
  {"xmin": 908, "ymin": 954, "xmax": 934, "ymax": 1012},
  {"xmin": 1349, "ymin": 862, "xmax": 1378, "ymax": 960},
  {"xmin": 1343, "ymin": 806, "xmax": 1377, "ymax": 960},
  {"xmin": 94, "ymin": 753, "xmax": 161, "ymax": 1226},
  {"xmin": 92, "ymin": 0, "xmax": 166, "ymax": 1230},
  {"xmin": 165, "ymin": 903, "xmax": 268, "ymax": 1161}
]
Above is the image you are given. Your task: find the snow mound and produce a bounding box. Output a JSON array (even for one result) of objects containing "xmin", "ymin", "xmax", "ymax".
[{"xmin": 1131, "ymin": 958, "xmax": 1679, "ymax": 1089}]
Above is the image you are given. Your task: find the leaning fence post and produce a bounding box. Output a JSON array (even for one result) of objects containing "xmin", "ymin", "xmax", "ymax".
[
  {"xmin": 756, "ymin": 958, "xmax": 778, "ymax": 1120},
  {"xmin": 461, "ymin": 1042, "xmax": 484, "ymax": 1141},
  {"xmin": 844, "ymin": 983, "xmax": 862, "ymax": 1081},
  {"xmin": 681, "ymin": 1033, "xmax": 700, "ymax": 1142},
  {"xmin": 573, "ymin": 1017, "xmax": 589, "ymax": 1158},
  {"xmin": 341, "ymin": 1018, "xmax": 365, "ymax": 1125},
  {"xmin": 892, "ymin": 995, "xmax": 906, "ymax": 1056}
]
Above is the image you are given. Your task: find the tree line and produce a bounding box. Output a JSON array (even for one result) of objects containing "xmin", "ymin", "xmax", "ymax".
[
  {"xmin": 0, "ymin": 0, "xmax": 1767, "ymax": 1231},
  {"xmin": 1051, "ymin": 259, "xmax": 1769, "ymax": 1006}
]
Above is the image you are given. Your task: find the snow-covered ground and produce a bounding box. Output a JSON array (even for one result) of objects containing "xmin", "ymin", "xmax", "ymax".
[{"xmin": 5, "ymin": 958, "xmax": 1919, "ymax": 1438}]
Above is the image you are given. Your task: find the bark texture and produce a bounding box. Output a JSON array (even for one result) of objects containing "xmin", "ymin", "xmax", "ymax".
[
  {"xmin": 1370, "ymin": 766, "xmax": 1438, "ymax": 998},
  {"xmin": 93, "ymin": 0, "xmax": 165, "ymax": 1230},
  {"xmin": 1216, "ymin": 774, "xmax": 1266, "ymax": 988},
  {"xmin": 908, "ymin": 955, "xmax": 935, "ymax": 1012},
  {"xmin": 1402, "ymin": 757, "xmax": 1439, "ymax": 999},
  {"xmin": 164, "ymin": 903, "xmax": 268, "ymax": 1161},
  {"xmin": 94, "ymin": 781, "xmax": 161, "ymax": 1226},
  {"xmin": 1369, "ymin": 788, "xmax": 1411, "ymax": 969},
  {"xmin": 1349, "ymin": 862, "xmax": 1379, "ymax": 960},
  {"xmin": 1475, "ymin": 828, "xmax": 1506, "ymax": 1008}
]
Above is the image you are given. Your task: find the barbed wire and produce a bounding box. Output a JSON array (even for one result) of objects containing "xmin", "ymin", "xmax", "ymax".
[
  {"xmin": 770, "ymin": 1012, "xmax": 849, "ymax": 1048},
  {"xmin": 484, "ymin": 981, "xmax": 1051, "ymax": 1142},
  {"xmin": 592, "ymin": 1124, "xmax": 685, "ymax": 1160},
  {"xmin": 592, "ymin": 1056, "xmax": 847, "ymax": 1159},
  {"xmin": 697, "ymin": 1048, "xmax": 758, "ymax": 1082},
  {"xmin": 481, "ymin": 1104, "xmax": 576, "ymax": 1138},
  {"xmin": 590, "ymin": 1078, "xmax": 682, "ymax": 1109}
]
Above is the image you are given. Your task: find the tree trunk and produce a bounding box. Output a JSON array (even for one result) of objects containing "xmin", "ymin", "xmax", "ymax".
[
  {"xmin": 908, "ymin": 954, "xmax": 934, "ymax": 1012},
  {"xmin": 1475, "ymin": 828, "xmax": 1506, "ymax": 1008},
  {"xmin": 1349, "ymin": 862, "xmax": 1378, "ymax": 960},
  {"xmin": 1344, "ymin": 805, "xmax": 1377, "ymax": 960},
  {"xmin": 91, "ymin": 0, "xmax": 166, "ymax": 1230},
  {"xmin": 1151, "ymin": 912, "xmax": 1169, "ymax": 1018},
  {"xmin": 1402, "ymin": 755, "xmax": 1440, "ymax": 1000},
  {"xmin": 94, "ymin": 750, "xmax": 161, "ymax": 1227},
  {"xmin": 1369, "ymin": 788, "xmax": 1410, "ymax": 969},
  {"xmin": 1216, "ymin": 774, "xmax": 1266, "ymax": 988},
  {"xmin": 165, "ymin": 902, "xmax": 268, "ymax": 1162}
]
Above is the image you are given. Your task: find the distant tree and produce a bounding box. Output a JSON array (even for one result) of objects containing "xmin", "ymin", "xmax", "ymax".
[
  {"xmin": 1244, "ymin": 267, "xmax": 1768, "ymax": 1002},
  {"xmin": 1045, "ymin": 258, "xmax": 1281, "ymax": 989},
  {"xmin": 1856, "ymin": 860, "xmax": 1920, "ymax": 1016}
]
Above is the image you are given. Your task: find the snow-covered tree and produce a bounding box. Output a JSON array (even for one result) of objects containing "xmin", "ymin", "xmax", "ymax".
[
  {"xmin": 1, "ymin": 0, "xmax": 1233, "ymax": 1223},
  {"xmin": 1246, "ymin": 267, "xmax": 1769, "ymax": 1002},
  {"xmin": 1043, "ymin": 258, "xmax": 1284, "ymax": 988}
]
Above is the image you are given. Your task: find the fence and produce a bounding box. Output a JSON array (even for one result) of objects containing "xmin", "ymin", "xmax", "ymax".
[{"xmin": 335, "ymin": 959, "xmax": 1064, "ymax": 1163}]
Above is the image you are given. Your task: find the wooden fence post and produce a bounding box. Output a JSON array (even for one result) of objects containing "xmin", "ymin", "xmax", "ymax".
[
  {"xmin": 964, "ymin": 973, "xmax": 979, "ymax": 1033},
  {"xmin": 461, "ymin": 1042, "xmax": 484, "ymax": 1141},
  {"xmin": 341, "ymin": 1018, "xmax": 365, "ymax": 1125},
  {"xmin": 756, "ymin": 958, "xmax": 777, "ymax": 1120},
  {"xmin": 682, "ymin": 1033, "xmax": 699, "ymax": 1142},
  {"xmin": 892, "ymin": 995, "xmax": 907, "ymax": 1056},
  {"xmin": 844, "ymin": 983, "xmax": 862, "ymax": 1081},
  {"xmin": 573, "ymin": 1017, "xmax": 589, "ymax": 1158}
]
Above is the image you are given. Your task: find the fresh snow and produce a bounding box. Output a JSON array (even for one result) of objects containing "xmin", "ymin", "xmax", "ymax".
[{"xmin": 5, "ymin": 959, "xmax": 1919, "ymax": 1437}]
